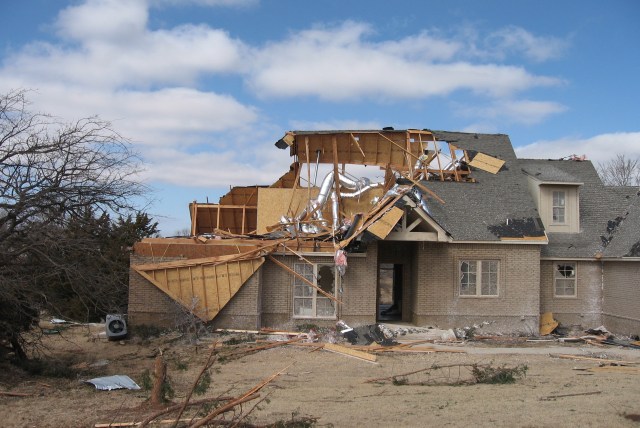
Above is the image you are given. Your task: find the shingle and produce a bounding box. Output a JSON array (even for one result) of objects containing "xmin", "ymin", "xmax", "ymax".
[{"xmin": 421, "ymin": 132, "xmax": 543, "ymax": 241}]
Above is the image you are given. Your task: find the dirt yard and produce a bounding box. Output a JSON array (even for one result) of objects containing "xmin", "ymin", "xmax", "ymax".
[{"xmin": 1, "ymin": 322, "xmax": 639, "ymax": 428}]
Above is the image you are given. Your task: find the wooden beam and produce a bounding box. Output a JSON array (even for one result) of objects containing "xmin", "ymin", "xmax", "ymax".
[
  {"xmin": 349, "ymin": 133, "xmax": 366, "ymax": 159},
  {"xmin": 267, "ymin": 255, "xmax": 341, "ymax": 304},
  {"xmin": 332, "ymin": 136, "xmax": 342, "ymax": 234}
]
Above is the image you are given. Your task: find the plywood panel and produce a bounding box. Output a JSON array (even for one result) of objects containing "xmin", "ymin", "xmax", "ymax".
[
  {"xmin": 367, "ymin": 206, "xmax": 404, "ymax": 239},
  {"xmin": 135, "ymin": 257, "xmax": 264, "ymax": 321},
  {"xmin": 256, "ymin": 187, "xmax": 320, "ymax": 234},
  {"xmin": 469, "ymin": 152, "xmax": 505, "ymax": 174},
  {"xmin": 341, "ymin": 187, "xmax": 385, "ymax": 218}
]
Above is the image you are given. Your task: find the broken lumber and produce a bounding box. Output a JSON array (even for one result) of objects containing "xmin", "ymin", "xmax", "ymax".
[
  {"xmin": 540, "ymin": 391, "xmax": 601, "ymax": 401},
  {"xmin": 550, "ymin": 354, "xmax": 637, "ymax": 365},
  {"xmin": 190, "ymin": 364, "xmax": 291, "ymax": 428},
  {"xmin": 586, "ymin": 366, "xmax": 640, "ymax": 374},
  {"xmin": 323, "ymin": 343, "xmax": 377, "ymax": 362},
  {"xmin": 0, "ymin": 391, "xmax": 32, "ymax": 397}
]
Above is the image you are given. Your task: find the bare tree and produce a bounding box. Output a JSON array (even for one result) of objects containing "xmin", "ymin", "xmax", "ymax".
[
  {"xmin": 597, "ymin": 154, "xmax": 640, "ymax": 186},
  {"xmin": 0, "ymin": 89, "xmax": 149, "ymax": 359}
]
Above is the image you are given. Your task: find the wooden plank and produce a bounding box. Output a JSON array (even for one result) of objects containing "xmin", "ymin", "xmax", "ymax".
[
  {"xmin": 367, "ymin": 206, "xmax": 404, "ymax": 239},
  {"xmin": 586, "ymin": 366, "xmax": 640, "ymax": 374},
  {"xmin": 552, "ymin": 354, "xmax": 637, "ymax": 365},
  {"xmin": 323, "ymin": 343, "xmax": 377, "ymax": 362},
  {"xmin": 332, "ymin": 136, "xmax": 342, "ymax": 233},
  {"xmin": 469, "ymin": 152, "xmax": 505, "ymax": 174}
]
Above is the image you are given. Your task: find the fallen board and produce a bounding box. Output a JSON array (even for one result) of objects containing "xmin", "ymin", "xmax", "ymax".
[{"xmin": 323, "ymin": 343, "xmax": 377, "ymax": 362}]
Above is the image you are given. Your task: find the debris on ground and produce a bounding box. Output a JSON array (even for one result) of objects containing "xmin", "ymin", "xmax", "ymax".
[{"xmin": 84, "ymin": 375, "xmax": 141, "ymax": 391}]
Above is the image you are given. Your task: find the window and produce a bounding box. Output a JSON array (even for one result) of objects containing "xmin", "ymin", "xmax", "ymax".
[
  {"xmin": 293, "ymin": 263, "xmax": 336, "ymax": 318},
  {"xmin": 552, "ymin": 191, "xmax": 566, "ymax": 224},
  {"xmin": 459, "ymin": 260, "xmax": 499, "ymax": 296},
  {"xmin": 554, "ymin": 262, "xmax": 576, "ymax": 297}
]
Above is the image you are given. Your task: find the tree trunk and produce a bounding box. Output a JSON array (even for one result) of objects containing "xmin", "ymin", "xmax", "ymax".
[{"xmin": 150, "ymin": 353, "xmax": 166, "ymax": 406}]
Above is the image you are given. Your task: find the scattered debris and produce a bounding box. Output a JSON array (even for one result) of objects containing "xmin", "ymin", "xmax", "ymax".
[
  {"xmin": 539, "ymin": 312, "xmax": 559, "ymax": 336},
  {"xmin": 366, "ymin": 363, "xmax": 527, "ymax": 386},
  {"xmin": 323, "ymin": 343, "xmax": 377, "ymax": 363},
  {"xmin": 540, "ymin": 391, "xmax": 601, "ymax": 401},
  {"xmin": 550, "ymin": 354, "xmax": 637, "ymax": 365},
  {"xmin": 84, "ymin": 375, "xmax": 141, "ymax": 391},
  {"xmin": 337, "ymin": 321, "xmax": 397, "ymax": 346}
]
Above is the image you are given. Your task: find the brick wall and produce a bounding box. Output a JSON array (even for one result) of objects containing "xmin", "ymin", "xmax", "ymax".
[
  {"xmin": 602, "ymin": 261, "xmax": 640, "ymax": 335},
  {"xmin": 128, "ymin": 254, "xmax": 262, "ymax": 329},
  {"xmin": 539, "ymin": 260, "xmax": 603, "ymax": 328},
  {"xmin": 128, "ymin": 255, "xmax": 184, "ymax": 328},
  {"xmin": 260, "ymin": 245, "xmax": 378, "ymax": 330},
  {"xmin": 411, "ymin": 243, "xmax": 541, "ymax": 334}
]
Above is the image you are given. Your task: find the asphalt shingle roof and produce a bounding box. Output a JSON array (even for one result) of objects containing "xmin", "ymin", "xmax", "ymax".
[
  {"xmin": 418, "ymin": 132, "xmax": 640, "ymax": 257},
  {"xmin": 421, "ymin": 131, "xmax": 544, "ymax": 242},
  {"xmin": 516, "ymin": 159, "xmax": 640, "ymax": 258}
]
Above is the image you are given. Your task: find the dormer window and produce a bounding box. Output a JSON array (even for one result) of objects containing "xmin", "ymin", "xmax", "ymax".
[
  {"xmin": 552, "ymin": 191, "xmax": 566, "ymax": 224},
  {"xmin": 523, "ymin": 165, "xmax": 582, "ymax": 234}
]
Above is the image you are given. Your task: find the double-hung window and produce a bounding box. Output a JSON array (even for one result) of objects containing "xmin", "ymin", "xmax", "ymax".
[
  {"xmin": 293, "ymin": 263, "xmax": 336, "ymax": 318},
  {"xmin": 459, "ymin": 260, "xmax": 499, "ymax": 297},
  {"xmin": 554, "ymin": 262, "xmax": 577, "ymax": 297},
  {"xmin": 552, "ymin": 191, "xmax": 566, "ymax": 224}
]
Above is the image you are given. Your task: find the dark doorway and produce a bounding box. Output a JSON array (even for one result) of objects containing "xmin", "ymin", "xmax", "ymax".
[{"xmin": 378, "ymin": 263, "xmax": 403, "ymax": 321}]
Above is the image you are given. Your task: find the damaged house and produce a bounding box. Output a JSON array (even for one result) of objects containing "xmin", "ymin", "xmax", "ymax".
[{"xmin": 128, "ymin": 129, "xmax": 640, "ymax": 335}]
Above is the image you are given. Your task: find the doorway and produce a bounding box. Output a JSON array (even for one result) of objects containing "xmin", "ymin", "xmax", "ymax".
[{"xmin": 377, "ymin": 263, "xmax": 403, "ymax": 321}]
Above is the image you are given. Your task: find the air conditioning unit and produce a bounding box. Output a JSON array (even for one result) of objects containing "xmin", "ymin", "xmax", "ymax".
[{"xmin": 105, "ymin": 314, "xmax": 127, "ymax": 340}]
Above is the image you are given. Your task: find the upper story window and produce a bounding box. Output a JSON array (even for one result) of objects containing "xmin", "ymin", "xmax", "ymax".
[
  {"xmin": 552, "ymin": 191, "xmax": 566, "ymax": 224},
  {"xmin": 293, "ymin": 263, "xmax": 337, "ymax": 318},
  {"xmin": 532, "ymin": 185, "xmax": 580, "ymax": 233},
  {"xmin": 459, "ymin": 260, "xmax": 499, "ymax": 297}
]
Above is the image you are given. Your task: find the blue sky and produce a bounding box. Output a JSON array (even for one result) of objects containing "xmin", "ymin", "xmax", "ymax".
[{"xmin": 1, "ymin": 0, "xmax": 639, "ymax": 235}]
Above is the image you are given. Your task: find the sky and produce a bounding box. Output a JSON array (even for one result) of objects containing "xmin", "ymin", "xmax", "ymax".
[{"xmin": 1, "ymin": 0, "xmax": 639, "ymax": 235}]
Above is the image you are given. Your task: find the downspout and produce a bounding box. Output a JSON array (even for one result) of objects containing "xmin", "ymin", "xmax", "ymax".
[{"xmin": 600, "ymin": 258, "xmax": 605, "ymax": 326}]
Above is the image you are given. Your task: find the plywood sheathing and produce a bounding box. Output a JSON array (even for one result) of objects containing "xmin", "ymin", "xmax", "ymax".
[
  {"xmin": 256, "ymin": 188, "xmax": 320, "ymax": 234},
  {"xmin": 133, "ymin": 238, "xmax": 265, "ymax": 259},
  {"xmin": 367, "ymin": 206, "xmax": 405, "ymax": 239},
  {"xmin": 270, "ymin": 163, "xmax": 300, "ymax": 189},
  {"xmin": 135, "ymin": 256, "xmax": 265, "ymax": 321},
  {"xmin": 291, "ymin": 130, "xmax": 428, "ymax": 170},
  {"xmin": 220, "ymin": 186, "xmax": 261, "ymax": 206},
  {"xmin": 189, "ymin": 203, "xmax": 258, "ymax": 235},
  {"xmin": 468, "ymin": 152, "xmax": 506, "ymax": 175}
]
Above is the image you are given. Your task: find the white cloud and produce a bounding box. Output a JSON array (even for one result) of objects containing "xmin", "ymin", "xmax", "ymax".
[
  {"xmin": 2, "ymin": 0, "xmax": 247, "ymax": 89},
  {"xmin": 288, "ymin": 119, "xmax": 383, "ymax": 131},
  {"xmin": 515, "ymin": 132, "xmax": 640, "ymax": 163},
  {"xmin": 248, "ymin": 21, "xmax": 562, "ymax": 101},
  {"xmin": 457, "ymin": 99, "xmax": 567, "ymax": 125},
  {"xmin": 151, "ymin": 0, "xmax": 258, "ymax": 6},
  {"xmin": 55, "ymin": 0, "xmax": 148, "ymax": 43},
  {"xmin": 0, "ymin": 0, "xmax": 577, "ymax": 196},
  {"xmin": 143, "ymin": 144, "xmax": 291, "ymax": 187},
  {"xmin": 486, "ymin": 26, "xmax": 569, "ymax": 62}
]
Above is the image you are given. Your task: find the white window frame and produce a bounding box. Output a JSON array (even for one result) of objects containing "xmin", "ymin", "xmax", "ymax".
[
  {"xmin": 554, "ymin": 262, "xmax": 577, "ymax": 298},
  {"xmin": 459, "ymin": 260, "xmax": 499, "ymax": 297},
  {"xmin": 552, "ymin": 191, "xmax": 566, "ymax": 224},
  {"xmin": 293, "ymin": 263, "xmax": 337, "ymax": 319}
]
